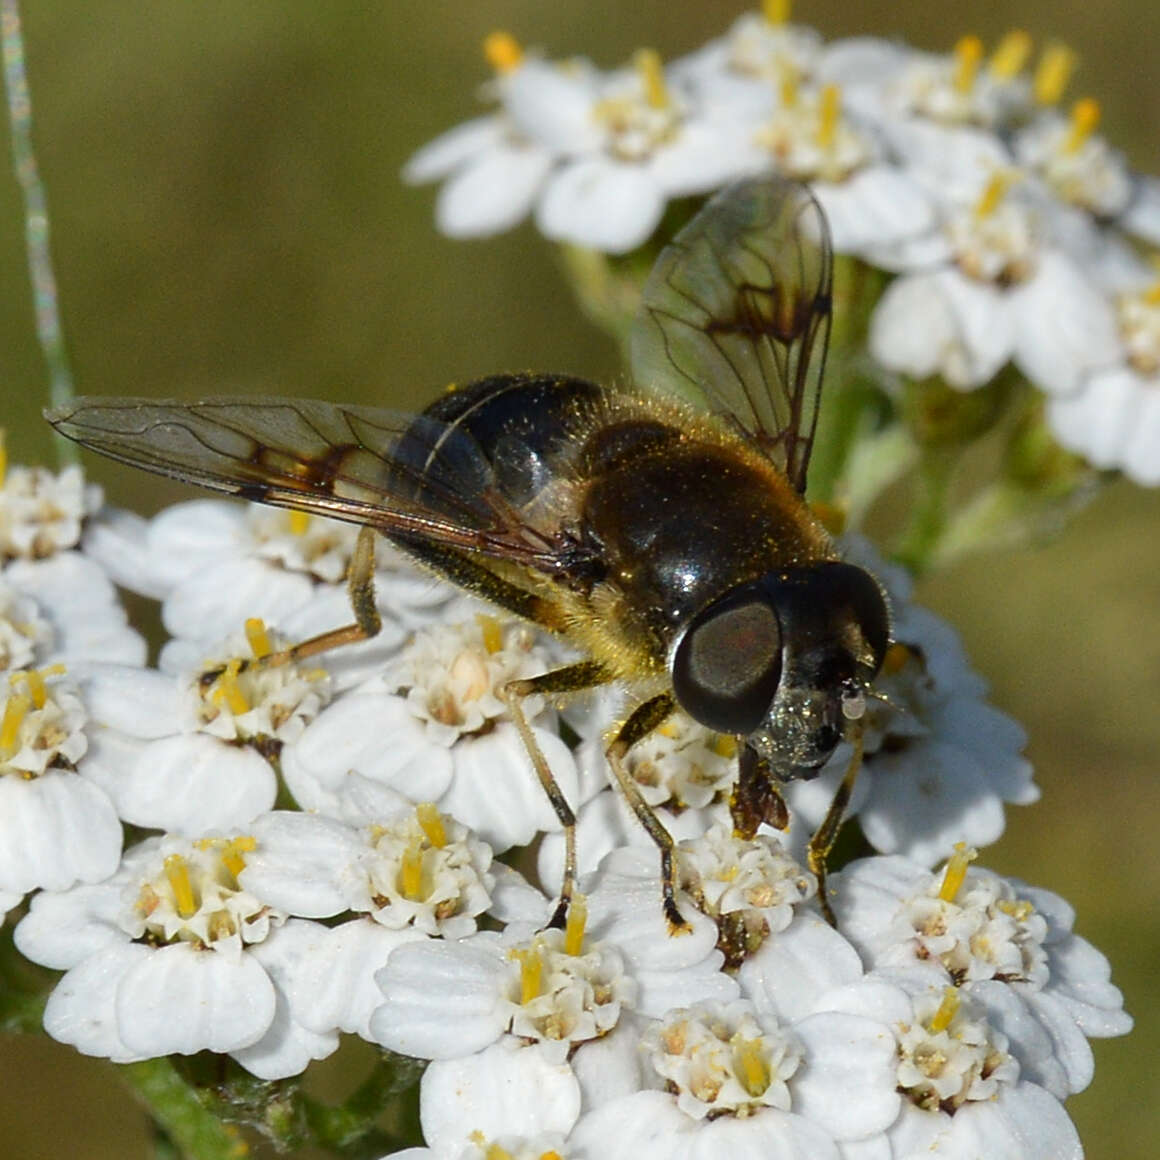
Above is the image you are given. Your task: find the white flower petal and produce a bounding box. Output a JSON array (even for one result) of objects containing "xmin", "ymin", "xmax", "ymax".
[
  {"xmin": 814, "ymin": 166, "xmax": 935, "ymax": 254},
  {"xmin": 435, "ymin": 143, "xmax": 552, "ymax": 238},
  {"xmin": 537, "ymin": 159, "xmax": 665, "ymax": 254},
  {"xmin": 420, "ymin": 1040, "xmax": 582, "ymax": 1156},
  {"xmin": 115, "ymin": 942, "xmax": 276, "ymax": 1056},
  {"xmin": 403, "ymin": 115, "xmax": 506, "ymax": 183},
  {"xmin": 14, "ymin": 882, "xmax": 125, "ymax": 969},
  {"xmin": 0, "ymin": 772, "xmax": 122, "ymax": 895},
  {"xmin": 1011, "ymin": 251, "xmax": 1120, "ymax": 395},
  {"xmin": 369, "ymin": 936, "xmax": 509, "ymax": 1059},
  {"xmin": 42, "ymin": 942, "xmax": 153, "ymax": 1062}
]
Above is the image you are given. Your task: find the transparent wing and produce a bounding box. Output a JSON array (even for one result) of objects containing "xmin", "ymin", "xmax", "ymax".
[
  {"xmin": 629, "ymin": 178, "xmax": 834, "ymax": 495},
  {"xmin": 47, "ymin": 394, "xmax": 572, "ymax": 569}
]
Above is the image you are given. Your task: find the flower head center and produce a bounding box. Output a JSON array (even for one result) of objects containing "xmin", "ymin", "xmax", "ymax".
[{"xmin": 0, "ymin": 666, "xmax": 85, "ymax": 776}]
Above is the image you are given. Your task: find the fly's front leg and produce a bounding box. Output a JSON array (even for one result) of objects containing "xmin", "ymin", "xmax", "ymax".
[
  {"xmin": 807, "ymin": 732, "xmax": 865, "ymax": 926},
  {"xmin": 502, "ymin": 660, "xmax": 611, "ymax": 930},
  {"xmin": 603, "ymin": 692, "xmax": 692, "ymax": 934}
]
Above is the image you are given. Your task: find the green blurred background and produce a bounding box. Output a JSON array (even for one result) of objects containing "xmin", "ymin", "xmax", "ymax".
[{"xmin": 1, "ymin": 2, "xmax": 1157, "ymax": 1156}]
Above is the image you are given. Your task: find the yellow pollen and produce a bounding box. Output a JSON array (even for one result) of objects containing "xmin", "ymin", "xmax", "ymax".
[
  {"xmin": 244, "ymin": 618, "xmax": 272, "ymax": 660},
  {"xmin": 988, "ymin": 30, "xmax": 1032, "ymax": 79},
  {"xmin": 1064, "ymin": 97, "xmax": 1100, "ymax": 153},
  {"xmin": 634, "ymin": 47, "xmax": 669, "ymax": 110},
  {"xmin": 817, "ymin": 84, "xmax": 840, "ymax": 148},
  {"xmin": 779, "ymin": 68, "xmax": 799, "ymax": 109},
  {"xmin": 540, "ymin": 1153, "xmax": 564, "ymax": 1160},
  {"xmin": 973, "ymin": 171, "xmax": 1013, "ymax": 219},
  {"xmin": 164, "ymin": 854, "xmax": 199, "ymax": 919},
  {"xmin": 475, "ymin": 613, "xmax": 504, "ymax": 654},
  {"xmin": 952, "ymin": 35, "xmax": 984, "ymax": 95},
  {"xmin": 881, "ymin": 642, "xmax": 912, "ymax": 676},
  {"xmin": 763, "ymin": 0, "xmax": 791, "ymax": 26},
  {"xmin": 484, "ymin": 1147, "xmax": 514, "ymax": 1160},
  {"xmin": 1034, "ymin": 42, "xmax": 1075, "ymax": 105},
  {"xmin": 712, "ymin": 733, "xmax": 738, "ymax": 759},
  {"xmin": 211, "ymin": 660, "xmax": 250, "ymax": 716},
  {"xmin": 287, "ymin": 510, "xmax": 311, "ymax": 536},
  {"xmin": 658, "ymin": 719, "xmax": 682, "ymax": 739},
  {"xmin": 0, "ymin": 692, "xmax": 30, "ymax": 757},
  {"xmin": 564, "ymin": 892, "xmax": 588, "ymax": 956},
  {"xmin": 221, "ymin": 835, "xmax": 256, "ymax": 879},
  {"xmin": 415, "ymin": 802, "xmax": 447, "ymax": 848},
  {"xmin": 732, "ymin": 1035, "xmax": 771, "ymax": 1096},
  {"xmin": 483, "ymin": 31, "xmax": 523, "ymax": 74},
  {"xmin": 513, "ymin": 946, "xmax": 544, "ymax": 1005},
  {"xmin": 1144, "ymin": 280, "xmax": 1160, "ymax": 306},
  {"xmin": 399, "ymin": 837, "xmax": 426, "ymax": 901},
  {"xmin": 937, "ymin": 843, "xmax": 978, "ymax": 902},
  {"xmin": 928, "ymin": 986, "xmax": 961, "ymax": 1033}
]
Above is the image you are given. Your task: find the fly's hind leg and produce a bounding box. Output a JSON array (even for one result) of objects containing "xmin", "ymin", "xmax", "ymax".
[
  {"xmin": 603, "ymin": 692, "xmax": 692, "ymax": 934},
  {"xmin": 260, "ymin": 524, "xmax": 382, "ymax": 667},
  {"xmin": 502, "ymin": 660, "xmax": 612, "ymax": 930}
]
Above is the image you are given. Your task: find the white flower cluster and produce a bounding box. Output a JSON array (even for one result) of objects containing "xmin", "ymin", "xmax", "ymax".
[
  {"xmin": 0, "ymin": 459, "xmax": 1130, "ymax": 1159},
  {"xmin": 406, "ymin": 4, "xmax": 1160, "ymax": 484}
]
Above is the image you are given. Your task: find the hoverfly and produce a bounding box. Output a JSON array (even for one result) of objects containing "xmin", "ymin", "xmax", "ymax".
[{"xmin": 48, "ymin": 178, "xmax": 890, "ymax": 930}]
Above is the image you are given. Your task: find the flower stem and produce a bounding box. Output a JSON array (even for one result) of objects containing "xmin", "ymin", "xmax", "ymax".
[
  {"xmin": 892, "ymin": 446, "xmax": 960, "ymax": 576},
  {"xmin": 1, "ymin": 0, "xmax": 77, "ymax": 461},
  {"xmin": 119, "ymin": 1059, "xmax": 247, "ymax": 1160}
]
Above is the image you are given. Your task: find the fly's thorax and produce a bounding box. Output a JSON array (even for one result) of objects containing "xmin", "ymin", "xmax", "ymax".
[
  {"xmin": 578, "ymin": 430, "xmax": 830, "ymax": 662},
  {"xmin": 670, "ymin": 561, "xmax": 890, "ymax": 781}
]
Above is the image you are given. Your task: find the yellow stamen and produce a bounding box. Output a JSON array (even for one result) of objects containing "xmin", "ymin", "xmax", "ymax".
[
  {"xmin": 1144, "ymin": 280, "xmax": 1160, "ymax": 307},
  {"xmin": 211, "ymin": 660, "xmax": 250, "ymax": 716},
  {"xmin": 997, "ymin": 897, "xmax": 1034, "ymax": 922},
  {"xmin": 540, "ymin": 1153, "xmax": 564, "ymax": 1160},
  {"xmin": 1034, "ymin": 42, "xmax": 1075, "ymax": 105},
  {"xmin": 763, "ymin": 0, "xmax": 791, "ymax": 26},
  {"xmin": 732, "ymin": 1035, "xmax": 771, "ymax": 1096},
  {"xmin": 221, "ymin": 836, "xmax": 256, "ymax": 879},
  {"xmin": 634, "ymin": 47, "xmax": 668, "ymax": 110},
  {"xmin": 1064, "ymin": 97, "xmax": 1100, "ymax": 153},
  {"xmin": 952, "ymin": 35, "xmax": 984, "ymax": 95},
  {"xmin": 973, "ymin": 171, "xmax": 1013, "ymax": 219},
  {"xmin": 484, "ymin": 1145, "xmax": 514, "ymax": 1160},
  {"xmin": 164, "ymin": 854, "xmax": 199, "ymax": 919},
  {"xmin": 244, "ymin": 617, "xmax": 272, "ymax": 660},
  {"xmin": 564, "ymin": 892, "xmax": 588, "ymax": 956},
  {"xmin": 8, "ymin": 666, "xmax": 61, "ymax": 710},
  {"xmin": 0, "ymin": 692, "xmax": 30, "ymax": 757},
  {"xmin": 711, "ymin": 733, "xmax": 737, "ymax": 759},
  {"xmin": 415, "ymin": 802, "xmax": 447, "ymax": 848},
  {"xmin": 0, "ymin": 429, "xmax": 6, "ymax": 486},
  {"xmin": 928, "ymin": 986, "xmax": 961, "ymax": 1033},
  {"xmin": 483, "ymin": 31, "xmax": 522, "ymax": 74},
  {"xmin": 817, "ymin": 83, "xmax": 840, "ymax": 148},
  {"xmin": 399, "ymin": 838, "xmax": 426, "ymax": 901},
  {"xmin": 988, "ymin": 30, "xmax": 1032, "ymax": 79},
  {"xmin": 779, "ymin": 68, "xmax": 799, "ymax": 110},
  {"xmin": 513, "ymin": 946, "xmax": 543, "ymax": 1004},
  {"xmin": 937, "ymin": 843, "xmax": 978, "ymax": 902},
  {"xmin": 287, "ymin": 510, "xmax": 311, "ymax": 536},
  {"xmin": 475, "ymin": 613, "xmax": 504, "ymax": 654},
  {"xmin": 881, "ymin": 642, "xmax": 912, "ymax": 676}
]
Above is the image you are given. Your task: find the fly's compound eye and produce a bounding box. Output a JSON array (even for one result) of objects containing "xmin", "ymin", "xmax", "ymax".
[{"xmin": 671, "ymin": 587, "xmax": 783, "ymax": 735}]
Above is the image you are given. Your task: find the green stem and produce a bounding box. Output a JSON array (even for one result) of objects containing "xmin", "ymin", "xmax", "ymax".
[
  {"xmin": 892, "ymin": 447, "xmax": 960, "ymax": 576},
  {"xmin": 0, "ymin": 0, "xmax": 77, "ymax": 459},
  {"xmin": 120, "ymin": 1059, "xmax": 245, "ymax": 1160}
]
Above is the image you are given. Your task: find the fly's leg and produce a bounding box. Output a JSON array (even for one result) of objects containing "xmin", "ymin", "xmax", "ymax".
[
  {"xmin": 502, "ymin": 660, "xmax": 611, "ymax": 930},
  {"xmin": 807, "ymin": 732, "xmax": 865, "ymax": 927},
  {"xmin": 260, "ymin": 525, "xmax": 382, "ymax": 666},
  {"xmin": 603, "ymin": 693, "xmax": 692, "ymax": 934},
  {"xmin": 730, "ymin": 745, "xmax": 788, "ymax": 839}
]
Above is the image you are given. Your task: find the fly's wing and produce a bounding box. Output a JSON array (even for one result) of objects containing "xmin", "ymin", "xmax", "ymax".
[
  {"xmin": 46, "ymin": 394, "xmax": 571, "ymax": 569},
  {"xmin": 629, "ymin": 178, "xmax": 833, "ymax": 495}
]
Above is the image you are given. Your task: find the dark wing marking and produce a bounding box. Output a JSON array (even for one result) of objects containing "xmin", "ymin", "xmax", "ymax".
[
  {"xmin": 46, "ymin": 395, "xmax": 571, "ymax": 570},
  {"xmin": 629, "ymin": 178, "xmax": 833, "ymax": 495}
]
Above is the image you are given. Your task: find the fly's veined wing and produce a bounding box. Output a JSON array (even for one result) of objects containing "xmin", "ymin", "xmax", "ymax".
[
  {"xmin": 629, "ymin": 178, "xmax": 834, "ymax": 495},
  {"xmin": 46, "ymin": 395, "xmax": 568, "ymax": 567}
]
